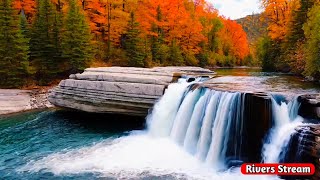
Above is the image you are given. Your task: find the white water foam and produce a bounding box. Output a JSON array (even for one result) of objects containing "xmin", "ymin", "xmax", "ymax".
[
  {"xmin": 19, "ymin": 131, "xmax": 274, "ymax": 180},
  {"xmin": 19, "ymin": 81, "xmax": 280, "ymax": 179},
  {"xmin": 262, "ymin": 97, "xmax": 303, "ymax": 163},
  {"xmin": 147, "ymin": 79, "xmax": 190, "ymax": 137}
]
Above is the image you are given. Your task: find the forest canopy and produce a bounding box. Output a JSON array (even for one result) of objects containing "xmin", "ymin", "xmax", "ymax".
[
  {"xmin": 256, "ymin": 0, "xmax": 320, "ymax": 79},
  {"xmin": 0, "ymin": 0, "xmax": 251, "ymax": 87}
]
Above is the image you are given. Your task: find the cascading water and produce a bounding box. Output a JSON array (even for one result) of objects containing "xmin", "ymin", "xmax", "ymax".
[
  {"xmin": 147, "ymin": 80, "xmax": 307, "ymax": 170},
  {"xmin": 262, "ymin": 95, "xmax": 303, "ymax": 163},
  {"xmin": 19, "ymin": 79, "xmax": 309, "ymax": 179},
  {"xmin": 148, "ymin": 82, "xmax": 247, "ymax": 170},
  {"xmin": 146, "ymin": 79, "xmax": 191, "ymax": 137}
]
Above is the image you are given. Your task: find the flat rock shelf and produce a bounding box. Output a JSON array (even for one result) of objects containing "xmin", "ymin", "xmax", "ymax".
[
  {"xmin": 48, "ymin": 66, "xmax": 215, "ymax": 116},
  {"xmin": 0, "ymin": 89, "xmax": 52, "ymax": 115}
]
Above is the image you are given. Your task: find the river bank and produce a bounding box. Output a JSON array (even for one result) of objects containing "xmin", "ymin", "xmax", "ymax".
[{"xmin": 0, "ymin": 88, "xmax": 54, "ymax": 116}]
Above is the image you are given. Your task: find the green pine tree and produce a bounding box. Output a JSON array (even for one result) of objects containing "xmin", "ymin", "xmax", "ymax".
[
  {"xmin": 30, "ymin": 0, "xmax": 62, "ymax": 85},
  {"xmin": 20, "ymin": 10, "xmax": 30, "ymax": 39},
  {"xmin": 208, "ymin": 18, "xmax": 223, "ymax": 52},
  {"xmin": 150, "ymin": 6, "xmax": 165, "ymax": 64},
  {"xmin": 124, "ymin": 12, "xmax": 145, "ymax": 67},
  {"xmin": 287, "ymin": 0, "xmax": 315, "ymax": 46},
  {"xmin": 284, "ymin": 0, "xmax": 315, "ymax": 73},
  {"xmin": 169, "ymin": 40, "xmax": 184, "ymax": 66},
  {"xmin": 0, "ymin": 0, "xmax": 30, "ymax": 88},
  {"xmin": 62, "ymin": 0, "xmax": 93, "ymax": 73},
  {"xmin": 303, "ymin": 2, "xmax": 320, "ymax": 78}
]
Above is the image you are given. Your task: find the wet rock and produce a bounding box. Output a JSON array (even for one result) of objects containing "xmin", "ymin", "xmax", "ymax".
[
  {"xmin": 241, "ymin": 93, "xmax": 272, "ymax": 162},
  {"xmin": 48, "ymin": 67, "xmax": 215, "ymax": 116},
  {"xmin": 281, "ymin": 125, "xmax": 320, "ymax": 180},
  {"xmin": 298, "ymin": 94, "xmax": 320, "ymax": 120},
  {"xmin": 195, "ymin": 84, "xmax": 273, "ymax": 163}
]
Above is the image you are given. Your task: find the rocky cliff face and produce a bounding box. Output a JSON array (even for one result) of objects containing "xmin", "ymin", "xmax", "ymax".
[
  {"xmin": 48, "ymin": 67, "xmax": 215, "ymax": 116},
  {"xmin": 281, "ymin": 125, "xmax": 320, "ymax": 179},
  {"xmin": 278, "ymin": 94, "xmax": 320, "ymax": 179}
]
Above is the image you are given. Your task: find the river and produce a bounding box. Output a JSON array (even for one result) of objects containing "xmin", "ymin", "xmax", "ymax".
[{"xmin": 0, "ymin": 69, "xmax": 319, "ymax": 179}]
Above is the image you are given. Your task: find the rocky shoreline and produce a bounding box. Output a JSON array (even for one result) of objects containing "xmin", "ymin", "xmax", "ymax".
[{"xmin": 0, "ymin": 89, "xmax": 53, "ymax": 116}]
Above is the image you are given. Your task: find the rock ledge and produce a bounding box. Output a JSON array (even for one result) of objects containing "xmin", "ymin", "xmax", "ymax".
[{"xmin": 48, "ymin": 66, "xmax": 215, "ymax": 116}]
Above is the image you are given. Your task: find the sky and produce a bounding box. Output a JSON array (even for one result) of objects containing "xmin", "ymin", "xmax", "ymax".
[{"xmin": 208, "ymin": 0, "xmax": 262, "ymax": 20}]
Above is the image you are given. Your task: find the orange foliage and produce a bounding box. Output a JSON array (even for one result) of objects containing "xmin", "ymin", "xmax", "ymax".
[
  {"xmin": 13, "ymin": 0, "xmax": 36, "ymax": 21},
  {"xmin": 81, "ymin": 0, "xmax": 134, "ymax": 46},
  {"xmin": 137, "ymin": 0, "xmax": 207, "ymax": 53},
  {"xmin": 11, "ymin": 0, "xmax": 251, "ymax": 64},
  {"xmin": 219, "ymin": 19, "xmax": 250, "ymax": 61},
  {"xmin": 81, "ymin": 0, "xmax": 107, "ymax": 36},
  {"xmin": 261, "ymin": 0, "xmax": 299, "ymax": 40}
]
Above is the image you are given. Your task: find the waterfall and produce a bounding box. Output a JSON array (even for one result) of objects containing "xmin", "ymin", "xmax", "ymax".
[
  {"xmin": 170, "ymin": 88, "xmax": 202, "ymax": 145},
  {"xmin": 147, "ymin": 79, "xmax": 191, "ymax": 137},
  {"xmin": 183, "ymin": 89, "xmax": 211, "ymax": 154},
  {"xmin": 21, "ymin": 80, "xmax": 313, "ymax": 179},
  {"xmin": 262, "ymin": 96, "xmax": 303, "ymax": 163},
  {"xmin": 196, "ymin": 91, "xmax": 222, "ymax": 161},
  {"xmin": 148, "ymin": 80, "xmax": 247, "ymax": 170},
  {"xmin": 205, "ymin": 92, "xmax": 239, "ymax": 168},
  {"xmin": 147, "ymin": 80, "xmax": 307, "ymax": 170}
]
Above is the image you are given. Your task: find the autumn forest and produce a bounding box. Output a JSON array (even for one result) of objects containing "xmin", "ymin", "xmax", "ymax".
[{"xmin": 1, "ymin": 0, "xmax": 320, "ymax": 88}]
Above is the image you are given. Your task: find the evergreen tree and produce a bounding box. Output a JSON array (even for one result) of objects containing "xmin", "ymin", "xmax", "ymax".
[
  {"xmin": 303, "ymin": 2, "xmax": 320, "ymax": 78},
  {"xmin": 169, "ymin": 40, "xmax": 184, "ymax": 66},
  {"xmin": 62, "ymin": 0, "xmax": 93, "ymax": 73},
  {"xmin": 284, "ymin": 0, "xmax": 315, "ymax": 73},
  {"xmin": 20, "ymin": 10, "xmax": 30, "ymax": 39},
  {"xmin": 150, "ymin": 6, "xmax": 165, "ymax": 63},
  {"xmin": 257, "ymin": 37, "xmax": 279, "ymax": 71},
  {"xmin": 208, "ymin": 18, "xmax": 223, "ymax": 52},
  {"xmin": 0, "ymin": 0, "xmax": 29, "ymax": 88},
  {"xmin": 287, "ymin": 0, "xmax": 315, "ymax": 46},
  {"xmin": 150, "ymin": 23, "xmax": 161, "ymax": 63},
  {"xmin": 30, "ymin": 0, "xmax": 62, "ymax": 85},
  {"xmin": 124, "ymin": 12, "xmax": 145, "ymax": 67}
]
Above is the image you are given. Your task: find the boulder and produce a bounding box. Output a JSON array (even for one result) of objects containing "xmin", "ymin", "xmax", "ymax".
[
  {"xmin": 282, "ymin": 125, "xmax": 320, "ymax": 180},
  {"xmin": 48, "ymin": 66, "xmax": 215, "ymax": 116},
  {"xmin": 298, "ymin": 94, "xmax": 320, "ymax": 120}
]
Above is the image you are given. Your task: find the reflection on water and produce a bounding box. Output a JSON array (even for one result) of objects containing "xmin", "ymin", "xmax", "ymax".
[{"xmin": 207, "ymin": 68, "xmax": 320, "ymax": 97}]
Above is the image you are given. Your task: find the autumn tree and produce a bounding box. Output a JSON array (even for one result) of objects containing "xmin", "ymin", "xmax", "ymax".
[
  {"xmin": 13, "ymin": 0, "xmax": 36, "ymax": 21},
  {"xmin": 137, "ymin": 0, "xmax": 208, "ymax": 65},
  {"xmin": 284, "ymin": 0, "xmax": 315, "ymax": 73},
  {"xmin": 0, "ymin": 0, "xmax": 30, "ymax": 88},
  {"xmin": 260, "ymin": 0, "xmax": 320, "ymax": 74},
  {"xmin": 287, "ymin": 0, "xmax": 314, "ymax": 46},
  {"xmin": 260, "ymin": 0, "xmax": 299, "ymax": 71},
  {"xmin": 261, "ymin": 0, "xmax": 298, "ymax": 41},
  {"xmin": 218, "ymin": 19, "xmax": 250, "ymax": 63}
]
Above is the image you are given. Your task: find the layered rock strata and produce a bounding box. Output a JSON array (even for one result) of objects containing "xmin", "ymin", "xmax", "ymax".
[{"xmin": 48, "ymin": 67, "xmax": 215, "ymax": 116}]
